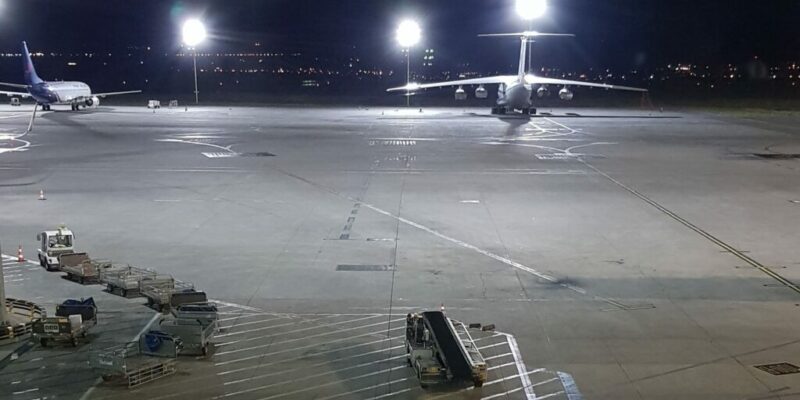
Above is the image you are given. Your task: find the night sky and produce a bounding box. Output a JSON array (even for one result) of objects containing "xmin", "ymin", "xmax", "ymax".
[{"xmin": 0, "ymin": 0, "xmax": 799, "ymax": 71}]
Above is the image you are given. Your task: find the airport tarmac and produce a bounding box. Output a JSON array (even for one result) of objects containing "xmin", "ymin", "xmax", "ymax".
[{"xmin": 1, "ymin": 105, "xmax": 800, "ymax": 400}]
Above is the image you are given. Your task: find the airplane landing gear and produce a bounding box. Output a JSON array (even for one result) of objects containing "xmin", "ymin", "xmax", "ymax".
[
  {"xmin": 491, "ymin": 107, "xmax": 507, "ymax": 115},
  {"xmin": 71, "ymin": 104, "xmax": 76, "ymax": 111},
  {"xmin": 41, "ymin": 104, "xmax": 51, "ymax": 111}
]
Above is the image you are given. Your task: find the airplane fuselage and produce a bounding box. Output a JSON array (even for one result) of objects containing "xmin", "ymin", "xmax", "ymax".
[
  {"xmin": 28, "ymin": 81, "xmax": 91, "ymax": 105},
  {"xmin": 498, "ymin": 81, "xmax": 533, "ymax": 111}
]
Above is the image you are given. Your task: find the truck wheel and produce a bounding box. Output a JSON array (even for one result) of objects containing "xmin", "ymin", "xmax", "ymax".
[
  {"xmin": 71, "ymin": 338, "xmax": 78, "ymax": 347},
  {"xmin": 473, "ymin": 379, "xmax": 484, "ymax": 388},
  {"xmin": 202, "ymin": 345, "xmax": 208, "ymax": 356},
  {"xmin": 40, "ymin": 338, "xmax": 48, "ymax": 347},
  {"xmin": 101, "ymin": 375, "xmax": 114, "ymax": 382},
  {"xmin": 121, "ymin": 289, "xmax": 127, "ymax": 297},
  {"xmin": 38, "ymin": 255, "xmax": 45, "ymax": 267}
]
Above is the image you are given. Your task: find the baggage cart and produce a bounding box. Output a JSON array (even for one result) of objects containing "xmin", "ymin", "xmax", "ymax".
[
  {"xmin": 89, "ymin": 331, "xmax": 181, "ymax": 388},
  {"xmin": 104, "ymin": 266, "xmax": 157, "ymax": 297},
  {"xmin": 33, "ymin": 298, "xmax": 97, "ymax": 347}
]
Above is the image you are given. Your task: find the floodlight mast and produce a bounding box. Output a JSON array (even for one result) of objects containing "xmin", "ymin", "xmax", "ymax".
[
  {"xmin": 516, "ymin": 0, "xmax": 548, "ymax": 74},
  {"xmin": 396, "ymin": 20, "xmax": 421, "ymax": 107},
  {"xmin": 182, "ymin": 19, "xmax": 207, "ymax": 104}
]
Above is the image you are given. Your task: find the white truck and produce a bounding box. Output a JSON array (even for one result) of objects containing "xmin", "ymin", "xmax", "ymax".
[{"xmin": 36, "ymin": 225, "xmax": 76, "ymax": 271}]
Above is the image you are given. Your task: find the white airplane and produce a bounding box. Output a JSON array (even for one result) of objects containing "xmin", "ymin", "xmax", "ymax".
[
  {"xmin": 0, "ymin": 41, "xmax": 140, "ymax": 112},
  {"xmin": 388, "ymin": 31, "xmax": 647, "ymax": 115}
]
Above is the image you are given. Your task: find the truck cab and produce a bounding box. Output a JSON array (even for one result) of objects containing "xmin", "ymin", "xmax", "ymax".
[{"xmin": 37, "ymin": 226, "xmax": 75, "ymax": 271}]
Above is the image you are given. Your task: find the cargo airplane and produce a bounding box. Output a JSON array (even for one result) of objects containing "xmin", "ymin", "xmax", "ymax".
[
  {"xmin": 388, "ymin": 32, "xmax": 647, "ymax": 115},
  {"xmin": 0, "ymin": 42, "xmax": 140, "ymax": 112}
]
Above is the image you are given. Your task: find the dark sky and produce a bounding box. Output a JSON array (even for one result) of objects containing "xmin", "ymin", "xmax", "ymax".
[{"xmin": 0, "ymin": 0, "xmax": 798, "ymax": 70}]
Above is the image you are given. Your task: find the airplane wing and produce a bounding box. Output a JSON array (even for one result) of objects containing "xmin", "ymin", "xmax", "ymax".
[
  {"xmin": 529, "ymin": 76, "xmax": 648, "ymax": 92},
  {"xmin": 387, "ymin": 76, "xmax": 517, "ymax": 92},
  {"xmin": 0, "ymin": 91, "xmax": 31, "ymax": 98},
  {"xmin": 91, "ymin": 90, "xmax": 142, "ymax": 98},
  {"xmin": 0, "ymin": 82, "xmax": 29, "ymax": 89}
]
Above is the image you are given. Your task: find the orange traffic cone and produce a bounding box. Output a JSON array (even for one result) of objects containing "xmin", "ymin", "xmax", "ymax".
[
  {"xmin": 38, "ymin": 189, "xmax": 46, "ymax": 201},
  {"xmin": 17, "ymin": 245, "xmax": 24, "ymax": 262}
]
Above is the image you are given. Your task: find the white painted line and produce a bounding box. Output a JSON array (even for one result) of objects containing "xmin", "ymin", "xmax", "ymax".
[
  {"xmin": 460, "ymin": 200, "xmax": 481, "ymax": 204},
  {"xmin": 536, "ymin": 391, "xmax": 566, "ymax": 400},
  {"xmin": 506, "ymin": 333, "xmax": 537, "ymax": 400},
  {"xmin": 478, "ymin": 342, "xmax": 509, "ymax": 351},
  {"xmin": 312, "ymin": 378, "xmax": 409, "ymax": 400},
  {"xmin": 218, "ymin": 341, "xmax": 404, "ymax": 376},
  {"xmin": 482, "ymin": 378, "xmax": 560, "ymax": 400},
  {"xmin": 12, "ymin": 387, "xmax": 38, "ymax": 395},
  {"xmin": 557, "ymin": 371, "xmax": 583, "ymax": 400},
  {"xmin": 484, "ymin": 352, "xmax": 513, "ymax": 361},
  {"xmin": 216, "ymin": 366, "xmax": 407, "ymax": 400},
  {"xmin": 218, "ymin": 314, "xmax": 377, "ymax": 339},
  {"xmin": 217, "ymin": 313, "xmax": 288, "ymax": 323},
  {"xmin": 218, "ymin": 315, "xmax": 294, "ymax": 329},
  {"xmin": 217, "ymin": 315, "xmax": 334, "ymax": 340},
  {"xmin": 211, "ymin": 300, "xmax": 262, "ymax": 312},
  {"xmin": 364, "ymin": 388, "xmax": 414, "ymax": 400},
  {"xmin": 224, "ymin": 351, "xmax": 406, "ymax": 386},
  {"xmin": 214, "ymin": 330, "xmax": 404, "ymax": 366},
  {"xmin": 216, "ymin": 319, "xmax": 404, "ymax": 354}
]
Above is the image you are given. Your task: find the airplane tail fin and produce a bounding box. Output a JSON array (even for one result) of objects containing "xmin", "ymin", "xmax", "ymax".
[
  {"xmin": 22, "ymin": 42, "xmax": 43, "ymax": 86},
  {"xmin": 478, "ymin": 32, "xmax": 575, "ymax": 82}
]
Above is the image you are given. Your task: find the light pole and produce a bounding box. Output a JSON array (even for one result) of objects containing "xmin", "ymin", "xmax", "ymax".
[
  {"xmin": 396, "ymin": 20, "xmax": 421, "ymax": 107},
  {"xmin": 182, "ymin": 19, "xmax": 207, "ymax": 105},
  {"xmin": 516, "ymin": 0, "xmax": 548, "ymax": 74}
]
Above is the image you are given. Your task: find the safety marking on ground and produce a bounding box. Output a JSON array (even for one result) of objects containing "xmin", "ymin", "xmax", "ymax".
[{"xmin": 101, "ymin": 306, "xmax": 576, "ymax": 400}]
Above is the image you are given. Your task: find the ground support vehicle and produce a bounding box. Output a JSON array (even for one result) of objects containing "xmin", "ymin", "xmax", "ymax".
[
  {"xmin": 32, "ymin": 298, "xmax": 97, "ymax": 347},
  {"xmin": 405, "ymin": 311, "xmax": 488, "ymax": 388},
  {"xmin": 36, "ymin": 225, "xmax": 76, "ymax": 271}
]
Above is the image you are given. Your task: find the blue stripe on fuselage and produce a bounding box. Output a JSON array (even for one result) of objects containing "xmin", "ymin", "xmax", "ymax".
[{"xmin": 28, "ymin": 83, "xmax": 58, "ymax": 105}]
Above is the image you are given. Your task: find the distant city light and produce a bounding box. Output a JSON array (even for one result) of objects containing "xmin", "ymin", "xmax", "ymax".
[
  {"xmin": 516, "ymin": 0, "xmax": 548, "ymax": 20},
  {"xmin": 182, "ymin": 19, "xmax": 207, "ymax": 47},
  {"xmin": 396, "ymin": 20, "xmax": 421, "ymax": 48}
]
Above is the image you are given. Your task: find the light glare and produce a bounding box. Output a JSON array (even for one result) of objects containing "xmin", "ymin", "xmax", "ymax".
[
  {"xmin": 396, "ymin": 20, "xmax": 421, "ymax": 48},
  {"xmin": 182, "ymin": 19, "xmax": 207, "ymax": 47},
  {"xmin": 516, "ymin": 0, "xmax": 547, "ymax": 20}
]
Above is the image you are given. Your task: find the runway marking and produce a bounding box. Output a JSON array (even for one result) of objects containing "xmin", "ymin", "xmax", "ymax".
[
  {"xmin": 217, "ymin": 337, "xmax": 404, "ymax": 375},
  {"xmin": 156, "ymin": 138, "xmax": 239, "ymax": 157},
  {"xmin": 505, "ymin": 332, "xmax": 537, "ymax": 400},
  {"xmin": 223, "ymin": 348, "xmax": 406, "ymax": 384},
  {"xmin": 312, "ymin": 378, "xmax": 409, "ymax": 400},
  {"xmin": 581, "ymin": 155, "xmax": 800, "ymax": 295},
  {"xmin": 218, "ymin": 315, "xmax": 295, "ymax": 329},
  {"xmin": 270, "ymin": 167, "xmax": 632, "ymax": 310},
  {"xmin": 216, "ymin": 365, "xmax": 408, "ymax": 400},
  {"xmin": 217, "ymin": 314, "xmax": 379, "ymax": 340},
  {"xmin": 216, "ymin": 319, "xmax": 404, "ymax": 354},
  {"xmin": 221, "ymin": 354, "xmax": 407, "ymax": 394},
  {"xmin": 214, "ymin": 330, "xmax": 405, "ymax": 365}
]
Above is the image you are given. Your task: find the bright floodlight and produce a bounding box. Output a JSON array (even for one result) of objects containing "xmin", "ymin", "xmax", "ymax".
[
  {"xmin": 516, "ymin": 0, "xmax": 547, "ymax": 20},
  {"xmin": 182, "ymin": 19, "xmax": 207, "ymax": 47},
  {"xmin": 396, "ymin": 20, "xmax": 421, "ymax": 48}
]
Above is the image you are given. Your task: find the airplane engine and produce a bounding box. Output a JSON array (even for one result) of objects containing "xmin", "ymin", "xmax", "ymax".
[
  {"xmin": 455, "ymin": 86, "xmax": 467, "ymax": 101},
  {"xmin": 475, "ymin": 85, "xmax": 488, "ymax": 99},
  {"xmin": 558, "ymin": 87, "xmax": 574, "ymax": 101},
  {"xmin": 85, "ymin": 96, "xmax": 100, "ymax": 107},
  {"xmin": 536, "ymin": 86, "xmax": 549, "ymax": 98}
]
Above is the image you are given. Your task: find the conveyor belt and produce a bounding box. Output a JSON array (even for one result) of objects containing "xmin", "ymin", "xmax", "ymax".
[{"xmin": 422, "ymin": 311, "xmax": 472, "ymax": 379}]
